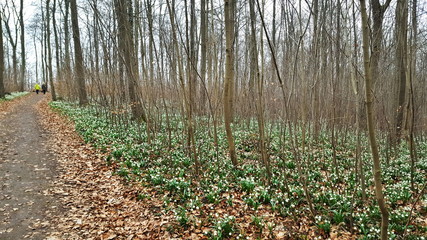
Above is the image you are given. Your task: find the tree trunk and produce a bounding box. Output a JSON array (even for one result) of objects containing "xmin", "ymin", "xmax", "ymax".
[
  {"xmin": 352, "ymin": 0, "xmax": 366, "ymax": 201},
  {"xmin": 63, "ymin": 0, "xmax": 73, "ymax": 99},
  {"xmin": 19, "ymin": 0, "xmax": 25, "ymax": 91},
  {"xmin": 2, "ymin": 14, "xmax": 18, "ymax": 90},
  {"xmin": 199, "ymin": 0, "xmax": 208, "ymax": 114},
  {"xmin": 46, "ymin": 0, "xmax": 57, "ymax": 100},
  {"xmin": 360, "ymin": 1, "xmax": 389, "ymax": 238},
  {"xmin": 224, "ymin": 0, "xmax": 238, "ymax": 168},
  {"xmin": 146, "ymin": 0, "xmax": 154, "ymax": 103},
  {"xmin": 249, "ymin": 0, "xmax": 271, "ymax": 183},
  {"xmin": 370, "ymin": 0, "xmax": 392, "ymax": 89},
  {"xmin": 395, "ymin": 0, "xmax": 409, "ymax": 140},
  {"xmin": 53, "ymin": 0, "xmax": 61, "ymax": 86},
  {"xmin": 0, "ymin": 13, "xmax": 4, "ymax": 98},
  {"xmin": 114, "ymin": 0, "xmax": 146, "ymax": 121},
  {"xmin": 70, "ymin": 0, "xmax": 88, "ymax": 105}
]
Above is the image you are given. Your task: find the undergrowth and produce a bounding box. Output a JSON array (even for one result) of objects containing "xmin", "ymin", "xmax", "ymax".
[
  {"xmin": 0, "ymin": 91, "xmax": 29, "ymax": 102},
  {"xmin": 49, "ymin": 101, "xmax": 427, "ymax": 239}
]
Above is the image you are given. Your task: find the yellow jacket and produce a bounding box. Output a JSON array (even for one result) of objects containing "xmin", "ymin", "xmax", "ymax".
[{"xmin": 34, "ymin": 84, "xmax": 41, "ymax": 90}]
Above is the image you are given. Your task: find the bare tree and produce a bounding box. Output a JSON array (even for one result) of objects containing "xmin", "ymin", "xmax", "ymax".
[
  {"xmin": 19, "ymin": 0, "xmax": 24, "ymax": 91},
  {"xmin": 46, "ymin": 0, "xmax": 57, "ymax": 100},
  {"xmin": 52, "ymin": 0, "xmax": 61, "ymax": 87},
  {"xmin": 395, "ymin": 0, "xmax": 409, "ymax": 140},
  {"xmin": 63, "ymin": 0, "xmax": 72, "ymax": 98},
  {"xmin": 249, "ymin": 0, "xmax": 271, "ymax": 183},
  {"xmin": 1, "ymin": 2, "xmax": 18, "ymax": 90},
  {"xmin": 408, "ymin": 0, "xmax": 418, "ymax": 193},
  {"xmin": 114, "ymin": 0, "xmax": 146, "ymax": 121},
  {"xmin": 370, "ymin": 0, "xmax": 392, "ymax": 88},
  {"xmin": 199, "ymin": 0, "xmax": 208, "ymax": 114},
  {"xmin": 224, "ymin": 0, "xmax": 238, "ymax": 167},
  {"xmin": 70, "ymin": 0, "xmax": 87, "ymax": 105},
  {"xmin": 351, "ymin": 0, "xmax": 367, "ymax": 201},
  {"xmin": 360, "ymin": 0, "xmax": 389, "ymax": 238},
  {"xmin": 0, "ymin": 13, "xmax": 5, "ymax": 98}
]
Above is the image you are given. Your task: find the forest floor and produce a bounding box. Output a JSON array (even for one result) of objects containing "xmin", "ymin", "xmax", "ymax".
[
  {"xmin": 0, "ymin": 95, "xmax": 322, "ymax": 240},
  {"xmin": 0, "ymin": 93, "xmax": 360, "ymax": 240},
  {"xmin": 0, "ymin": 94, "xmax": 177, "ymax": 239},
  {"xmin": 0, "ymin": 94, "xmax": 424, "ymax": 240}
]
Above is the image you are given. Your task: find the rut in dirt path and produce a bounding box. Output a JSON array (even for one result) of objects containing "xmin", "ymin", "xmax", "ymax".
[{"xmin": 0, "ymin": 94, "xmax": 59, "ymax": 240}]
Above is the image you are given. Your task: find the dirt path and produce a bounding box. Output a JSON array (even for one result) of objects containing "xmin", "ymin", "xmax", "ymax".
[
  {"xmin": 0, "ymin": 93, "xmax": 172, "ymax": 240},
  {"xmin": 0, "ymin": 93, "xmax": 59, "ymax": 240}
]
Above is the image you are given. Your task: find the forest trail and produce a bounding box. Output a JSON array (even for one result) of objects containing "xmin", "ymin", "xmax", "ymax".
[
  {"xmin": 0, "ymin": 93, "xmax": 59, "ymax": 239},
  {"xmin": 0, "ymin": 94, "xmax": 170, "ymax": 240}
]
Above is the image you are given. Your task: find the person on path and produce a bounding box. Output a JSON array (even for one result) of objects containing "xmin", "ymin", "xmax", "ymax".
[
  {"xmin": 34, "ymin": 83, "xmax": 41, "ymax": 94},
  {"xmin": 41, "ymin": 83, "xmax": 47, "ymax": 94}
]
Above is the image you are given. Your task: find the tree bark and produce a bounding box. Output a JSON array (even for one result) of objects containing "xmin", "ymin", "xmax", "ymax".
[
  {"xmin": 224, "ymin": 0, "xmax": 238, "ymax": 167},
  {"xmin": 19, "ymin": 0, "xmax": 25, "ymax": 91},
  {"xmin": 53, "ymin": 0, "xmax": 60, "ymax": 92},
  {"xmin": 115, "ymin": 0, "xmax": 146, "ymax": 121},
  {"xmin": 46, "ymin": 0, "xmax": 57, "ymax": 100},
  {"xmin": 360, "ymin": 1, "xmax": 389, "ymax": 238},
  {"xmin": 408, "ymin": 0, "xmax": 418, "ymax": 193},
  {"xmin": 63, "ymin": 0, "xmax": 73, "ymax": 99},
  {"xmin": 249, "ymin": 0, "xmax": 271, "ymax": 183},
  {"xmin": 0, "ymin": 13, "xmax": 5, "ymax": 98},
  {"xmin": 351, "ymin": 0, "xmax": 366, "ymax": 201},
  {"xmin": 2, "ymin": 11, "xmax": 18, "ymax": 90},
  {"xmin": 70, "ymin": 0, "xmax": 88, "ymax": 105},
  {"xmin": 395, "ymin": 0, "xmax": 409, "ymax": 140},
  {"xmin": 370, "ymin": 0, "xmax": 392, "ymax": 89},
  {"xmin": 199, "ymin": 0, "xmax": 208, "ymax": 114}
]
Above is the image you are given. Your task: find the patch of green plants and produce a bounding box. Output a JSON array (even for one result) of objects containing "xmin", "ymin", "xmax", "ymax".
[
  {"xmin": 239, "ymin": 178, "xmax": 256, "ymax": 192},
  {"xmin": 251, "ymin": 215, "xmax": 264, "ymax": 234},
  {"xmin": 205, "ymin": 190, "xmax": 220, "ymax": 204},
  {"xmin": 315, "ymin": 215, "xmax": 331, "ymax": 234},
  {"xmin": 244, "ymin": 196, "xmax": 261, "ymax": 210},
  {"xmin": 175, "ymin": 206, "xmax": 190, "ymax": 227},
  {"xmin": 49, "ymin": 101, "xmax": 427, "ymax": 239},
  {"xmin": 137, "ymin": 193, "xmax": 150, "ymax": 201},
  {"xmin": 209, "ymin": 215, "xmax": 236, "ymax": 240},
  {"xmin": 0, "ymin": 91, "xmax": 28, "ymax": 101}
]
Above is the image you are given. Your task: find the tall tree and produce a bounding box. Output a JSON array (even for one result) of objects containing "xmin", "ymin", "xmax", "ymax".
[
  {"xmin": 199, "ymin": 0, "xmax": 208, "ymax": 114},
  {"xmin": 52, "ymin": 0, "xmax": 61, "ymax": 86},
  {"xmin": 70, "ymin": 0, "xmax": 88, "ymax": 105},
  {"xmin": 360, "ymin": 0, "xmax": 389, "ymax": 238},
  {"xmin": 63, "ymin": 0, "xmax": 72, "ymax": 85},
  {"xmin": 2, "ymin": 3, "xmax": 18, "ymax": 90},
  {"xmin": 19, "ymin": 0, "xmax": 24, "ymax": 91},
  {"xmin": 187, "ymin": 0, "xmax": 200, "ymax": 174},
  {"xmin": 370, "ymin": 0, "xmax": 392, "ymax": 88},
  {"xmin": 0, "ymin": 13, "xmax": 5, "ymax": 98},
  {"xmin": 408, "ymin": 0, "xmax": 418, "ymax": 193},
  {"xmin": 351, "ymin": 0, "xmax": 367, "ymax": 201},
  {"xmin": 224, "ymin": 0, "xmax": 238, "ymax": 167},
  {"xmin": 249, "ymin": 0, "xmax": 271, "ymax": 183},
  {"xmin": 46, "ymin": 0, "xmax": 57, "ymax": 100},
  {"xmin": 395, "ymin": 0, "xmax": 409, "ymax": 140},
  {"xmin": 114, "ymin": 0, "xmax": 146, "ymax": 121}
]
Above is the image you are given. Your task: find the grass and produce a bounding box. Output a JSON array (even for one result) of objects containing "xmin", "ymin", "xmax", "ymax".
[{"xmin": 49, "ymin": 101, "xmax": 427, "ymax": 239}]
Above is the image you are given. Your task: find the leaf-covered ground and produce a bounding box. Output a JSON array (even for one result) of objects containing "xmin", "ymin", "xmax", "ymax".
[
  {"xmin": 1, "ymin": 92, "xmax": 424, "ymax": 239},
  {"xmin": 41, "ymin": 100, "xmax": 312, "ymax": 239},
  {"xmin": 0, "ymin": 92, "xmax": 30, "ymax": 119},
  {"xmin": 43, "ymin": 100, "xmax": 426, "ymax": 239}
]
